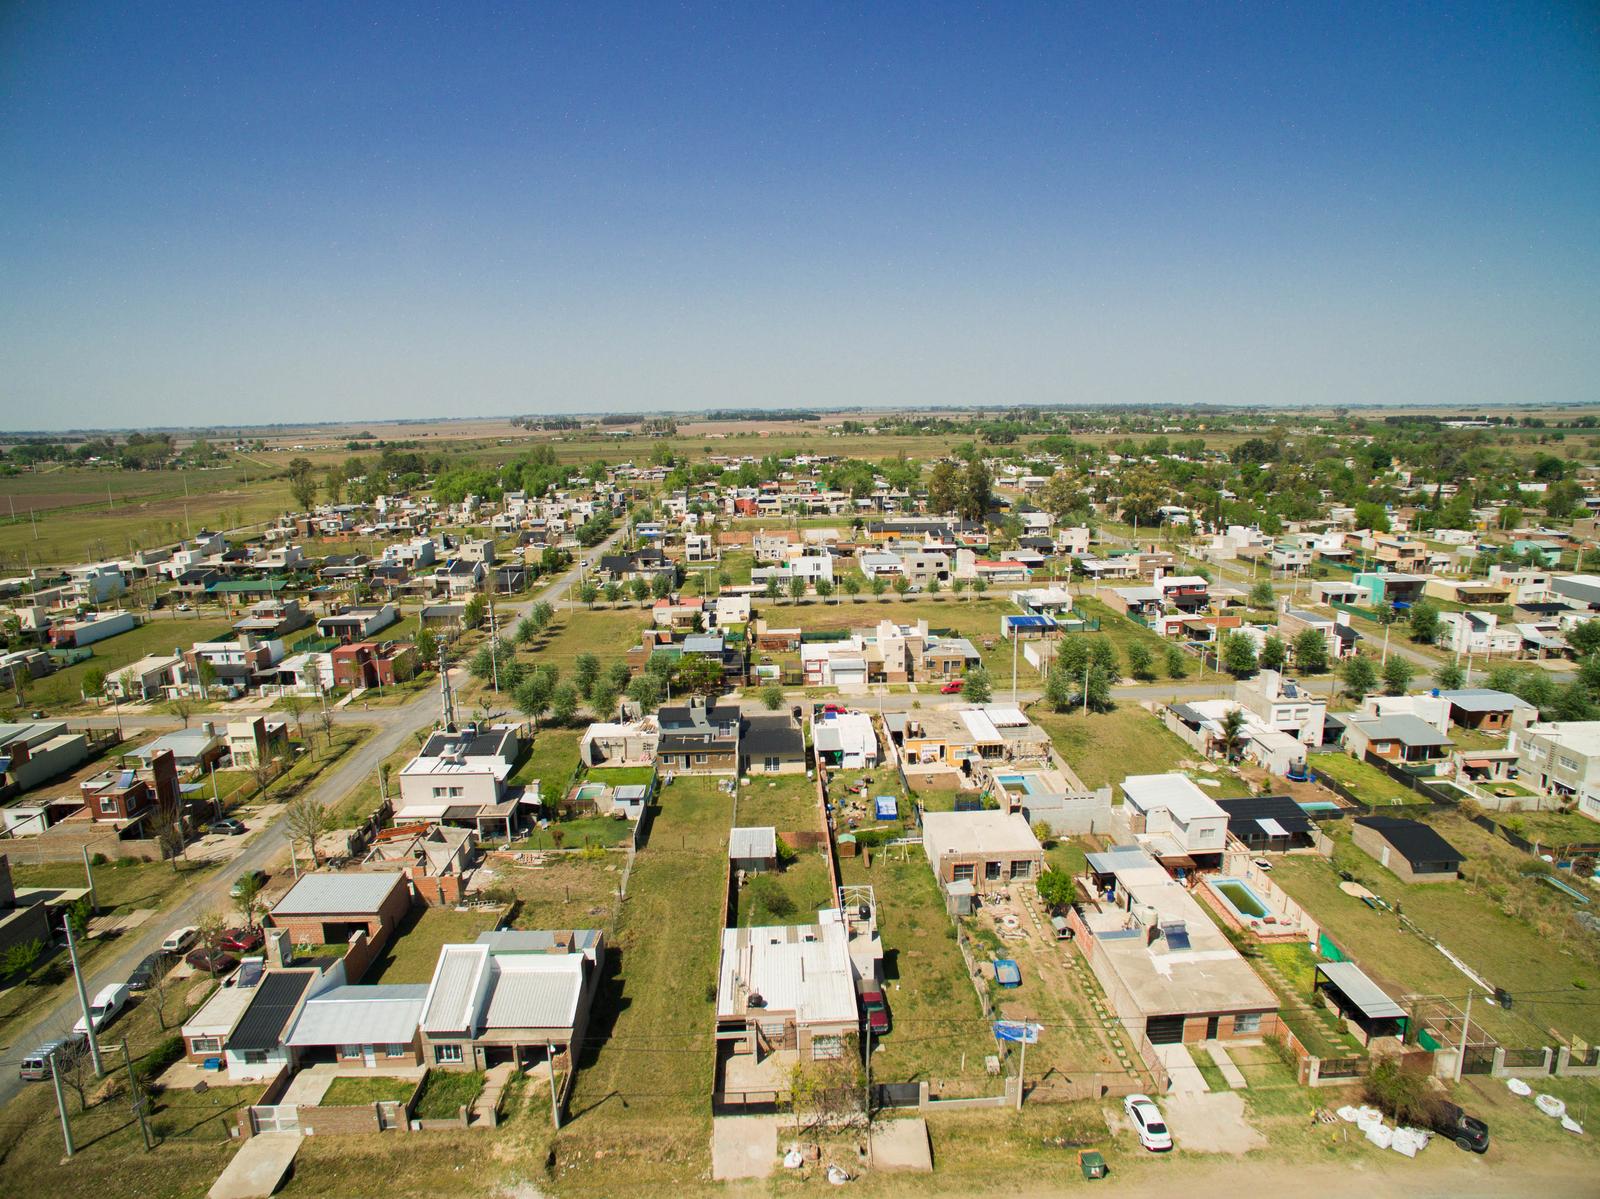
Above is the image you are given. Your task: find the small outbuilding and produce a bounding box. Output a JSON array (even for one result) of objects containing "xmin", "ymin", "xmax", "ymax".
[
  {"xmin": 729, "ymin": 826, "xmax": 779, "ymax": 873},
  {"xmin": 1352, "ymin": 816, "xmax": 1464, "ymax": 883},
  {"xmin": 1313, "ymin": 961, "xmax": 1408, "ymax": 1045}
]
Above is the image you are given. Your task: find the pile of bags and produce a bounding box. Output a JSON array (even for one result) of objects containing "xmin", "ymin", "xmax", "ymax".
[{"xmin": 1335, "ymin": 1105, "xmax": 1433, "ymax": 1157}]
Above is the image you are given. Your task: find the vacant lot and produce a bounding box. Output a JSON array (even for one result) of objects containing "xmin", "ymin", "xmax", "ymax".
[
  {"xmin": 10, "ymin": 613, "xmax": 234, "ymax": 714},
  {"xmin": 516, "ymin": 608, "xmax": 648, "ymax": 679},
  {"xmin": 1308, "ymin": 752, "xmax": 1427, "ymax": 807},
  {"xmin": 1030, "ymin": 702, "xmax": 1199, "ymax": 789},
  {"xmin": 498, "ymin": 852, "xmax": 621, "ymax": 929},
  {"xmin": 555, "ymin": 775, "xmax": 731, "ymax": 1186},
  {"xmin": 365, "ymin": 906, "xmax": 503, "ymax": 984}
]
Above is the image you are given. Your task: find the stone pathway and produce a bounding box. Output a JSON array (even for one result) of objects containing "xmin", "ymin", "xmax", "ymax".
[{"xmin": 1206, "ymin": 1041, "xmax": 1249, "ymax": 1089}]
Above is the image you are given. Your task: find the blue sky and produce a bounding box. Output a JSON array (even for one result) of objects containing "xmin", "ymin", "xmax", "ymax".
[{"xmin": 1, "ymin": 3, "xmax": 1597, "ymax": 429}]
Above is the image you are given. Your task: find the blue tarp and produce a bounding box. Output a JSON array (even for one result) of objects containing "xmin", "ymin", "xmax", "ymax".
[{"xmin": 993, "ymin": 1020, "xmax": 1041, "ymax": 1044}]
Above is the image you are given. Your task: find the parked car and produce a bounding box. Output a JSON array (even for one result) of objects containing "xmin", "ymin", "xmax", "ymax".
[
  {"xmin": 230, "ymin": 869, "xmax": 268, "ymax": 898},
  {"xmin": 939, "ymin": 678, "xmax": 965, "ymax": 694},
  {"xmin": 219, "ymin": 927, "xmax": 263, "ymax": 953},
  {"xmin": 128, "ymin": 951, "xmax": 170, "ymax": 992},
  {"xmin": 72, "ymin": 982, "xmax": 129, "ymax": 1037},
  {"xmin": 858, "ymin": 982, "xmax": 891, "ymax": 1035},
  {"xmin": 161, "ymin": 926, "xmax": 199, "ymax": 954},
  {"xmin": 1428, "ymin": 1101, "xmax": 1490, "ymax": 1153},
  {"xmin": 822, "ymin": 703, "xmax": 847, "ymax": 715},
  {"xmin": 209, "ymin": 817, "xmax": 247, "ymax": 836},
  {"xmin": 1123, "ymin": 1094, "xmax": 1172, "ymax": 1152},
  {"xmin": 19, "ymin": 1036, "xmax": 83, "ymax": 1082},
  {"xmin": 185, "ymin": 946, "xmax": 239, "ymax": 975}
]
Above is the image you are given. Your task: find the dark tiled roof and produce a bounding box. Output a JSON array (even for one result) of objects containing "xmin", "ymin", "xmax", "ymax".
[
  {"xmin": 229, "ymin": 971, "xmax": 314, "ymax": 1052},
  {"xmin": 741, "ymin": 714, "xmax": 805, "ymax": 758},
  {"xmin": 1216, "ymin": 795, "xmax": 1314, "ymax": 837},
  {"xmin": 1356, "ymin": 816, "xmax": 1464, "ymax": 867}
]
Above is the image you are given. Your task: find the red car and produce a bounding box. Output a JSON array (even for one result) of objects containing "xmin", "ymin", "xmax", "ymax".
[
  {"xmin": 219, "ymin": 927, "xmax": 263, "ymax": 953},
  {"xmin": 822, "ymin": 703, "xmax": 848, "ymax": 715},
  {"xmin": 939, "ymin": 679, "xmax": 965, "ymax": 694},
  {"xmin": 858, "ymin": 983, "xmax": 891, "ymax": 1035}
]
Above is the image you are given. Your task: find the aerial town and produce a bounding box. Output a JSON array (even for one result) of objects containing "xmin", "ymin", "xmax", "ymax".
[{"xmin": 0, "ymin": 407, "xmax": 1599, "ymax": 1195}]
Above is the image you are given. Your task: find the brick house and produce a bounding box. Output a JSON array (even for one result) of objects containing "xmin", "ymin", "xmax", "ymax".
[
  {"xmin": 266, "ymin": 872, "xmax": 413, "ymax": 953},
  {"xmin": 75, "ymin": 749, "xmax": 179, "ymax": 824}
]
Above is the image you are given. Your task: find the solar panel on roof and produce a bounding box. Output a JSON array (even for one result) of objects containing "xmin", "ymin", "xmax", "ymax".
[
  {"xmin": 1161, "ymin": 922, "xmax": 1191, "ymax": 951},
  {"xmin": 117, "ymin": 770, "xmax": 135, "ymax": 789}
]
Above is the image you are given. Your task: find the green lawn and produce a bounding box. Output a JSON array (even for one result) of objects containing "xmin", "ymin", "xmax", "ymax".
[
  {"xmin": 585, "ymin": 765, "xmax": 655, "ymax": 788},
  {"xmin": 733, "ymin": 772, "xmax": 819, "ymax": 831},
  {"xmin": 509, "ymin": 726, "xmax": 584, "ymax": 800},
  {"xmin": 364, "ymin": 906, "xmax": 503, "ymax": 984},
  {"xmin": 1307, "ymin": 752, "xmax": 1426, "ymax": 807},
  {"xmin": 511, "ymin": 816, "xmax": 633, "ymax": 850},
  {"xmin": 1498, "ymin": 809, "xmax": 1600, "ymax": 849},
  {"xmin": 318, "ymin": 1075, "xmax": 418, "ymax": 1106},
  {"xmin": 1074, "ymin": 597, "xmax": 1188, "ymax": 679},
  {"xmin": 1029, "ymin": 703, "xmax": 1197, "ymax": 789},
  {"xmin": 12, "ymin": 614, "xmax": 235, "ymax": 713},
  {"xmin": 413, "ymin": 1069, "xmax": 484, "ymax": 1120},
  {"xmin": 735, "ymin": 851, "xmax": 833, "ymax": 926}
]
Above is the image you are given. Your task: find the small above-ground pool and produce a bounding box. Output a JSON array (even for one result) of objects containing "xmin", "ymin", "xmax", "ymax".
[
  {"xmin": 993, "ymin": 959, "xmax": 1022, "ymax": 987},
  {"xmin": 1297, "ymin": 799, "xmax": 1341, "ymax": 814},
  {"xmin": 1206, "ymin": 876, "xmax": 1273, "ymax": 922}
]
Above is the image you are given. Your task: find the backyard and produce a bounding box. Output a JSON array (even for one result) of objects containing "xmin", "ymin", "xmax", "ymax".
[
  {"xmin": 508, "ymin": 726, "xmax": 584, "ymax": 803},
  {"xmin": 364, "ymin": 905, "xmax": 504, "ymax": 984},
  {"xmin": 735, "ymin": 849, "xmax": 833, "ymax": 926},
  {"xmin": 733, "ymin": 771, "xmax": 819, "ymax": 830},
  {"xmin": 496, "ymin": 852, "xmax": 621, "ymax": 930},
  {"xmin": 1307, "ymin": 751, "xmax": 1430, "ymax": 807},
  {"xmin": 1029, "ymin": 703, "xmax": 1199, "ymax": 789}
]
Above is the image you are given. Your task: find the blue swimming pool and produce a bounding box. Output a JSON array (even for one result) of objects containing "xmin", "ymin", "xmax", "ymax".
[{"xmin": 996, "ymin": 773, "xmax": 1039, "ymax": 795}]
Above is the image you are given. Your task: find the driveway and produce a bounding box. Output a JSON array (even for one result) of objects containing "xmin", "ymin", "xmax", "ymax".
[
  {"xmin": 1162, "ymin": 1090, "xmax": 1267, "ymax": 1154},
  {"xmin": 712, "ymin": 1115, "xmax": 780, "ymax": 1180}
]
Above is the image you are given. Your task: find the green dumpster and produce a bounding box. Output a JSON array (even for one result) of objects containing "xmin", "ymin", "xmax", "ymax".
[{"xmin": 1078, "ymin": 1150, "xmax": 1107, "ymax": 1180}]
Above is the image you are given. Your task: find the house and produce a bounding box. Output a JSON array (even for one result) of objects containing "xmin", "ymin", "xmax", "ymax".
[
  {"xmin": 729, "ymin": 826, "xmax": 779, "ymax": 872},
  {"xmin": 1341, "ymin": 714, "xmax": 1453, "ymax": 772},
  {"xmin": 283, "ymin": 982, "xmax": 428, "ymax": 1068},
  {"xmin": 715, "ymin": 916, "xmax": 859, "ymax": 1061},
  {"xmin": 655, "ymin": 698, "xmax": 740, "ymax": 775},
  {"xmin": 361, "ymin": 824, "xmax": 477, "ymax": 906},
  {"xmin": 1509, "ymin": 721, "xmax": 1600, "ymax": 820},
  {"xmin": 331, "ymin": 641, "xmax": 417, "ymax": 690},
  {"xmin": 578, "ymin": 718, "xmax": 660, "ymax": 769},
  {"xmin": 1276, "ymin": 605, "xmax": 1357, "ymax": 660},
  {"xmin": 1119, "ymin": 774, "xmax": 1228, "ymax": 865},
  {"xmin": 1437, "ymin": 610, "xmax": 1521, "ymax": 657},
  {"xmin": 396, "ymin": 724, "xmax": 522, "ymax": 822},
  {"xmin": 1075, "ymin": 845, "xmax": 1281, "ymax": 1046},
  {"xmin": 267, "ymin": 871, "xmax": 413, "ymax": 952},
  {"xmin": 419, "ymin": 603, "xmax": 466, "ymax": 631},
  {"xmin": 107, "ymin": 653, "xmax": 186, "ymax": 700},
  {"xmin": 76, "ymin": 750, "xmax": 179, "ymax": 825},
  {"xmin": 921, "ymin": 809, "xmax": 1043, "ymax": 893},
  {"xmin": 1233, "ymin": 670, "xmax": 1326, "ymax": 747},
  {"xmin": 810, "ymin": 709, "xmax": 877, "ymax": 769},
  {"xmin": 131, "ymin": 724, "xmax": 226, "ymax": 771},
  {"xmin": 1215, "ymin": 795, "xmax": 1316, "ymax": 853},
  {"xmin": 317, "ymin": 603, "xmax": 398, "ymax": 644},
  {"xmin": 49, "ymin": 610, "xmax": 135, "ymax": 648},
  {"xmin": 0, "ymin": 720, "xmax": 90, "ymax": 792},
  {"xmin": 741, "ymin": 711, "xmax": 806, "ymax": 775},
  {"xmin": 227, "ymin": 716, "xmax": 291, "ymax": 768},
  {"xmin": 1352, "ymin": 816, "xmax": 1464, "ymax": 883},
  {"xmin": 184, "ymin": 634, "xmax": 284, "ymax": 694},
  {"xmin": 1436, "ymin": 689, "xmax": 1536, "ymax": 733},
  {"xmin": 419, "ymin": 929, "xmax": 606, "ymax": 1071}
]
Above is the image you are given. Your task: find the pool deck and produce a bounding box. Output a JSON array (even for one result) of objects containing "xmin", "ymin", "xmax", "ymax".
[{"xmin": 1195, "ymin": 878, "xmax": 1305, "ymax": 943}]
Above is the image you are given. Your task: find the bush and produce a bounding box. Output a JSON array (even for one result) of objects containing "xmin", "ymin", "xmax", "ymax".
[{"xmin": 1363, "ymin": 1057, "xmax": 1438, "ymax": 1126}]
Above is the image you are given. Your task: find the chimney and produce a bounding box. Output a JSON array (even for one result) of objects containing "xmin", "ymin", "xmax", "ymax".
[{"xmin": 265, "ymin": 928, "xmax": 291, "ymax": 968}]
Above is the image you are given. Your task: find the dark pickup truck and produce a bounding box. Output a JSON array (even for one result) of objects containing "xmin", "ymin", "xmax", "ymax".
[{"xmin": 1430, "ymin": 1102, "xmax": 1490, "ymax": 1153}]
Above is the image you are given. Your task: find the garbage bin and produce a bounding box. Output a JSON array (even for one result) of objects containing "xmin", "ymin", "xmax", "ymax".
[{"xmin": 1078, "ymin": 1150, "xmax": 1107, "ymax": 1180}]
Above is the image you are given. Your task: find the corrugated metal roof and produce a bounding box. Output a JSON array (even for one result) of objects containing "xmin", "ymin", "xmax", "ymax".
[
  {"xmin": 729, "ymin": 827, "xmax": 777, "ymax": 860},
  {"xmin": 272, "ymin": 872, "xmax": 405, "ymax": 916},
  {"xmin": 483, "ymin": 958, "xmax": 584, "ymax": 1029},
  {"xmin": 1317, "ymin": 961, "xmax": 1407, "ymax": 1020},
  {"xmin": 285, "ymin": 984, "xmax": 427, "ymax": 1047},
  {"xmin": 421, "ymin": 944, "xmax": 489, "ymax": 1034}
]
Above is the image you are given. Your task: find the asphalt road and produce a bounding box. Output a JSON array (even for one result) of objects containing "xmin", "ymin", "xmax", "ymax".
[{"xmin": 0, "ymin": 531, "xmax": 625, "ymax": 1112}]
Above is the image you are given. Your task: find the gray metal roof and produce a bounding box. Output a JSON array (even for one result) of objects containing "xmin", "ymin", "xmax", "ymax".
[
  {"xmin": 483, "ymin": 963, "xmax": 583, "ymax": 1029},
  {"xmin": 1316, "ymin": 961, "xmax": 1407, "ymax": 1020},
  {"xmin": 284, "ymin": 984, "xmax": 427, "ymax": 1047},
  {"xmin": 421, "ymin": 944, "xmax": 487, "ymax": 1034},
  {"xmin": 729, "ymin": 826, "xmax": 778, "ymax": 860},
  {"xmin": 1437, "ymin": 689, "xmax": 1533, "ymax": 713},
  {"xmin": 1347, "ymin": 714, "xmax": 1451, "ymax": 748},
  {"xmin": 272, "ymin": 872, "xmax": 405, "ymax": 916}
]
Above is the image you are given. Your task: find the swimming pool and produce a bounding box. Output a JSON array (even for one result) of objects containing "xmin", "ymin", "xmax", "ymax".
[
  {"xmin": 574, "ymin": 783, "xmax": 607, "ymax": 803},
  {"xmin": 1297, "ymin": 799, "xmax": 1341, "ymax": 814},
  {"xmin": 996, "ymin": 773, "xmax": 1039, "ymax": 795},
  {"xmin": 1206, "ymin": 877, "xmax": 1273, "ymax": 922}
]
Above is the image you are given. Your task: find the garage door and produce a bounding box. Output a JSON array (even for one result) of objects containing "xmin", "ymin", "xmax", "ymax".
[{"xmin": 1145, "ymin": 1016, "xmax": 1186, "ymax": 1045}]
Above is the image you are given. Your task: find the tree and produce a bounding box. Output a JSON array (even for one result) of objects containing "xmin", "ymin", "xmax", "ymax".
[
  {"xmin": 628, "ymin": 577, "xmax": 650, "ymax": 604},
  {"xmin": 788, "ymin": 576, "xmax": 807, "ymax": 602},
  {"xmin": 531, "ymin": 601, "xmax": 555, "ymax": 632},
  {"xmin": 651, "ymin": 572, "xmax": 674, "ymax": 600},
  {"xmin": 1036, "ymin": 868, "xmax": 1076, "ymax": 911},
  {"xmin": 626, "ymin": 673, "xmax": 662, "ymax": 713},
  {"xmin": 1044, "ymin": 660, "xmax": 1074, "ymax": 710},
  {"xmin": 1218, "ymin": 707, "xmax": 1247, "ymax": 762},
  {"xmin": 1221, "ymin": 632, "xmax": 1258, "ymax": 678},
  {"xmin": 789, "ymin": 1040, "xmax": 866, "ymax": 1131},
  {"xmin": 963, "ymin": 667, "xmax": 993, "ymax": 704},
  {"xmin": 515, "ymin": 616, "xmax": 538, "ymax": 644},
  {"xmin": 1381, "ymin": 655, "xmax": 1415, "ymax": 695},
  {"xmin": 1568, "ymin": 620, "xmax": 1600, "ymax": 659},
  {"xmin": 841, "ymin": 575, "xmax": 862, "ymax": 601},
  {"xmin": 232, "ymin": 871, "xmax": 263, "ymax": 929},
  {"xmin": 287, "ymin": 457, "xmax": 318, "ymax": 511},
  {"xmin": 950, "ymin": 577, "xmax": 967, "ymax": 599},
  {"xmin": 763, "ymin": 575, "xmax": 783, "ymax": 602},
  {"xmin": 1408, "ymin": 602, "xmax": 1440, "ymax": 645},
  {"xmin": 1341, "ymin": 655, "xmax": 1378, "ymax": 699},
  {"xmin": 463, "ymin": 594, "xmax": 487, "ymax": 629},
  {"xmin": 514, "ymin": 671, "xmax": 555, "ymax": 727},
  {"xmin": 322, "ymin": 464, "xmax": 345, "ymax": 505},
  {"xmin": 1, "ymin": 938, "xmax": 43, "ymax": 981},
  {"xmin": 1126, "ymin": 642, "xmax": 1155, "ymax": 681},
  {"xmin": 927, "ymin": 460, "xmax": 961, "ymax": 515},
  {"xmin": 602, "ymin": 580, "xmax": 621, "ymax": 605},
  {"xmin": 549, "ymin": 684, "xmax": 579, "ymax": 726},
  {"xmin": 1259, "ymin": 634, "xmax": 1287, "ymax": 673},
  {"xmin": 674, "ymin": 655, "xmax": 724, "ymax": 696},
  {"xmin": 971, "ymin": 577, "xmax": 989, "ymax": 601},
  {"xmin": 284, "ymin": 795, "xmax": 331, "ymax": 866},
  {"xmin": 606, "ymin": 660, "xmax": 632, "ymax": 692},
  {"xmin": 1292, "ymin": 628, "xmax": 1329, "ymax": 674},
  {"xmin": 574, "ymin": 653, "xmax": 601, "ymax": 698},
  {"xmin": 1249, "ymin": 579, "xmax": 1274, "ymax": 607},
  {"xmin": 469, "ymin": 644, "xmax": 497, "ymax": 682},
  {"xmin": 1165, "ymin": 645, "xmax": 1189, "ymax": 680},
  {"xmin": 1434, "ymin": 660, "xmax": 1466, "ymax": 690},
  {"xmin": 82, "ymin": 666, "xmax": 106, "ymax": 704},
  {"xmin": 195, "ymin": 911, "xmax": 228, "ymax": 976},
  {"xmin": 815, "ymin": 578, "xmax": 834, "ymax": 604},
  {"xmin": 589, "ymin": 678, "xmax": 621, "ymax": 720},
  {"xmin": 926, "ymin": 577, "xmax": 942, "ymax": 597},
  {"xmin": 1077, "ymin": 665, "xmax": 1115, "ymax": 713},
  {"xmin": 196, "ymin": 658, "xmax": 219, "ymax": 697},
  {"xmin": 168, "ymin": 695, "xmax": 193, "ymax": 727},
  {"xmin": 760, "ymin": 684, "xmax": 785, "ymax": 710},
  {"xmin": 870, "ymin": 576, "xmax": 888, "ymax": 597},
  {"xmin": 958, "ymin": 456, "xmax": 992, "ymax": 522}
]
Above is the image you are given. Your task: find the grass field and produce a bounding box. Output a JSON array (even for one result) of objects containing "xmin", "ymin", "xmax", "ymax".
[
  {"xmin": 500, "ymin": 853, "xmax": 621, "ymax": 929},
  {"xmin": 555, "ymin": 775, "xmax": 730, "ymax": 1186},
  {"xmin": 413, "ymin": 1069, "xmax": 484, "ymax": 1120},
  {"xmin": 318, "ymin": 1075, "xmax": 419, "ymax": 1106},
  {"xmin": 7, "ymin": 612, "xmax": 235, "ymax": 713},
  {"xmin": 1307, "ymin": 751, "xmax": 1428, "ymax": 806},
  {"xmin": 511, "ymin": 817, "xmax": 633, "ymax": 850},
  {"xmin": 732, "ymin": 771, "xmax": 818, "ymax": 830},
  {"xmin": 1029, "ymin": 703, "xmax": 1198, "ymax": 789},
  {"xmin": 735, "ymin": 850, "xmax": 833, "ymax": 926},
  {"xmin": 365, "ymin": 906, "xmax": 503, "ymax": 984},
  {"xmin": 508, "ymin": 726, "xmax": 584, "ymax": 801}
]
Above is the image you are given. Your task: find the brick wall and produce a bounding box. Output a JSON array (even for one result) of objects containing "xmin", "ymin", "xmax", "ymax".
[{"xmin": 412, "ymin": 874, "xmax": 464, "ymax": 906}]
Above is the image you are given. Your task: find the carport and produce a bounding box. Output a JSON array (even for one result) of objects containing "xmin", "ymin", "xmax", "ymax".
[{"xmin": 1313, "ymin": 961, "xmax": 1408, "ymax": 1045}]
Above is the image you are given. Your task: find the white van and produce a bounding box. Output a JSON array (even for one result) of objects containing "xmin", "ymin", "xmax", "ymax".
[
  {"xmin": 19, "ymin": 1036, "xmax": 81, "ymax": 1082},
  {"xmin": 161, "ymin": 926, "xmax": 198, "ymax": 954},
  {"xmin": 72, "ymin": 982, "xmax": 129, "ymax": 1037}
]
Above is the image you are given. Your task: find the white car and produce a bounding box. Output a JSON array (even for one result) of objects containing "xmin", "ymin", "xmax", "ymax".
[
  {"xmin": 72, "ymin": 983, "xmax": 129, "ymax": 1037},
  {"xmin": 161, "ymin": 926, "xmax": 199, "ymax": 954},
  {"xmin": 1124, "ymin": 1093, "xmax": 1173, "ymax": 1152}
]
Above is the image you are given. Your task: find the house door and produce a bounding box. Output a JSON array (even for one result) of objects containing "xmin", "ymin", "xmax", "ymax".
[
  {"xmin": 1205, "ymin": 1016, "xmax": 1220, "ymax": 1040},
  {"xmin": 363, "ymin": 1045, "xmax": 377, "ymax": 1067}
]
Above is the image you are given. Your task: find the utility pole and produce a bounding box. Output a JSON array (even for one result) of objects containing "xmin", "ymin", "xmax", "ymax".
[
  {"xmin": 546, "ymin": 1041, "xmax": 561, "ymax": 1128},
  {"xmin": 1455, "ymin": 990, "xmax": 1473, "ymax": 1083},
  {"xmin": 81, "ymin": 845, "xmax": 96, "ymax": 912},
  {"xmin": 64, "ymin": 915, "xmax": 104, "ymax": 1077},
  {"xmin": 50, "ymin": 1051, "xmax": 74, "ymax": 1158},
  {"xmin": 487, "ymin": 580, "xmax": 501, "ymax": 693},
  {"xmin": 121, "ymin": 1038, "xmax": 153, "ymax": 1150},
  {"xmin": 1015, "ymin": 1030, "xmax": 1027, "ymax": 1111}
]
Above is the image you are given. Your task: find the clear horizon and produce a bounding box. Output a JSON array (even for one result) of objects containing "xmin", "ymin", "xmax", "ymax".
[{"xmin": 3, "ymin": 3, "xmax": 1597, "ymax": 430}]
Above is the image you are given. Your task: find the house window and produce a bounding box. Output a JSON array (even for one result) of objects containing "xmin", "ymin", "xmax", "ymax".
[
  {"xmin": 385, "ymin": 1044, "xmax": 408, "ymax": 1057},
  {"xmin": 952, "ymin": 864, "xmax": 975, "ymax": 882},
  {"xmin": 985, "ymin": 861, "xmax": 1002, "ymax": 881},
  {"xmin": 190, "ymin": 1037, "xmax": 221, "ymax": 1054},
  {"xmin": 764, "ymin": 756, "xmax": 781, "ymax": 772},
  {"xmin": 339, "ymin": 1044, "xmax": 363, "ymax": 1059},
  {"xmin": 1010, "ymin": 860, "xmax": 1034, "ymax": 880},
  {"xmin": 100, "ymin": 797, "xmax": 117, "ymax": 814},
  {"xmin": 432, "ymin": 787, "xmax": 448, "ymax": 798},
  {"xmin": 1234, "ymin": 1013, "xmax": 1262, "ymax": 1035},
  {"xmin": 434, "ymin": 1044, "xmax": 464, "ymax": 1064},
  {"xmin": 695, "ymin": 753, "xmax": 708, "ymax": 765},
  {"xmin": 242, "ymin": 1050, "xmax": 268, "ymax": 1065}
]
